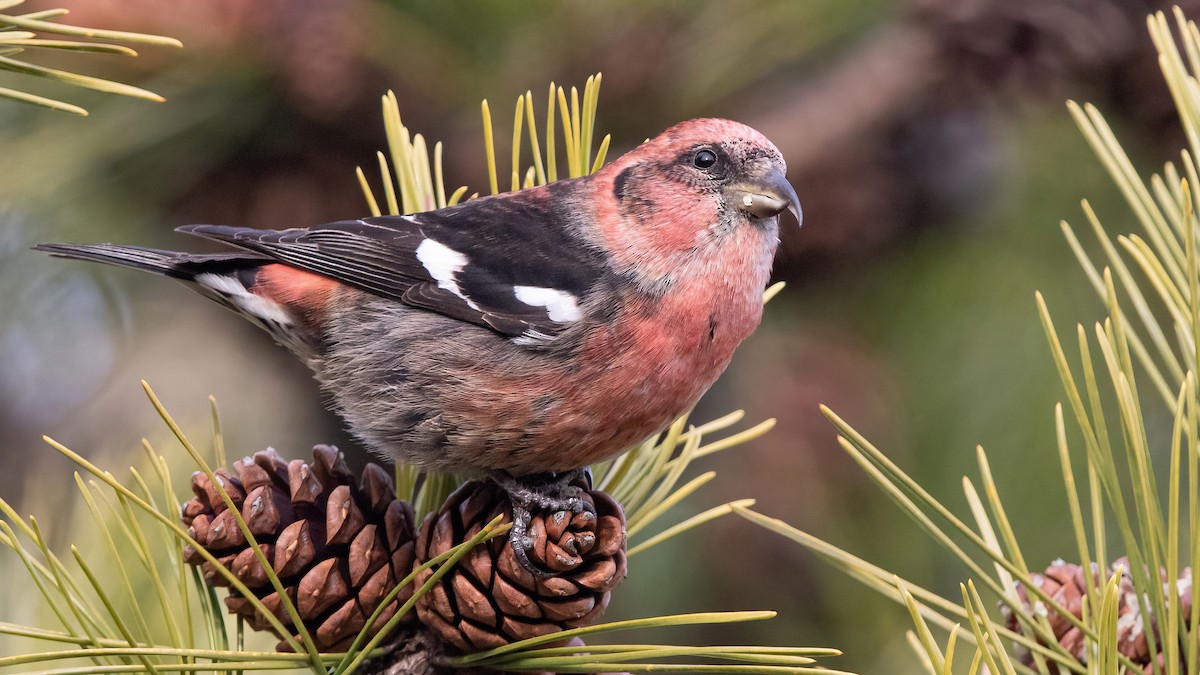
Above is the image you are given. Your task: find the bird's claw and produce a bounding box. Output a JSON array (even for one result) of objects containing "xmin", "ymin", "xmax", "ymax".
[{"xmin": 490, "ymin": 468, "xmax": 595, "ymax": 577}]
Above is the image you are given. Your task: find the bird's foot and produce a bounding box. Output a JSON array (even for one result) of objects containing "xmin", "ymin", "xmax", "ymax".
[{"xmin": 489, "ymin": 468, "xmax": 594, "ymax": 577}]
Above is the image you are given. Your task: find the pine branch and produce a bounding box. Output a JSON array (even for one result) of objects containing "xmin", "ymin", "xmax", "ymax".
[{"xmin": 0, "ymin": 0, "xmax": 179, "ymax": 115}]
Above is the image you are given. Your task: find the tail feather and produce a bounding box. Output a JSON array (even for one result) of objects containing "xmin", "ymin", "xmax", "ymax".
[
  {"xmin": 33, "ymin": 243, "xmax": 268, "ymax": 280},
  {"xmin": 35, "ymin": 242, "xmax": 315, "ymax": 355}
]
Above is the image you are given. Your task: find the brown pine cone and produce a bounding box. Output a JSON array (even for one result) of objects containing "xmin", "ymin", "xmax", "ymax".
[
  {"xmin": 413, "ymin": 480, "xmax": 628, "ymax": 652},
  {"xmin": 181, "ymin": 445, "xmax": 418, "ymax": 652},
  {"xmin": 1003, "ymin": 558, "xmax": 1194, "ymax": 673}
]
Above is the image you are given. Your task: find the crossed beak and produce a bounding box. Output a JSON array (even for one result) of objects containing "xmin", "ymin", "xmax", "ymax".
[{"xmin": 731, "ymin": 167, "xmax": 802, "ymax": 227}]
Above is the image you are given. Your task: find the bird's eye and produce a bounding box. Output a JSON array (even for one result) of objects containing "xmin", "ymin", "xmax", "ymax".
[{"xmin": 693, "ymin": 149, "xmax": 718, "ymax": 169}]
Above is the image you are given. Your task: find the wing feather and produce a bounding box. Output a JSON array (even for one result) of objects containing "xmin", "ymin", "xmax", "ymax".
[{"xmin": 177, "ymin": 186, "xmax": 608, "ymax": 341}]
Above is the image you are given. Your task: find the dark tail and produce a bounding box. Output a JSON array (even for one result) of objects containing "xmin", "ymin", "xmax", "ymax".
[{"xmin": 34, "ymin": 243, "xmax": 268, "ymax": 280}]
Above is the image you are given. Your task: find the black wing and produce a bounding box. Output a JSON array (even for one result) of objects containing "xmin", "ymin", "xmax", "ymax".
[{"xmin": 179, "ymin": 186, "xmax": 610, "ymax": 341}]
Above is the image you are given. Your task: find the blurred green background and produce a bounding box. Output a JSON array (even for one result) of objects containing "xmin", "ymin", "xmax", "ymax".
[{"xmin": 0, "ymin": 0, "xmax": 1190, "ymax": 671}]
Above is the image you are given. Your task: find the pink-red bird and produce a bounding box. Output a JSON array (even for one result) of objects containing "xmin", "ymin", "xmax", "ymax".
[{"xmin": 38, "ymin": 117, "xmax": 799, "ymax": 502}]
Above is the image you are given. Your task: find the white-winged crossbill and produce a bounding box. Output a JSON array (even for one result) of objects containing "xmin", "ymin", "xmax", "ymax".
[{"xmin": 38, "ymin": 117, "xmax": 800, "ymax": 486}]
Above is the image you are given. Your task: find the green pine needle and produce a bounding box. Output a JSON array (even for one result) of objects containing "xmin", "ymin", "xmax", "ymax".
[{"xmin": 0, "ymin": 0, "xmax": 178, "ymax": 114}]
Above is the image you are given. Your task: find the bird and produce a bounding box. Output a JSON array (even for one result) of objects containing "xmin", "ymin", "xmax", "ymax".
[{"xmin": 37, "ymin": 117, "xmax": 800, "ymax": 568}]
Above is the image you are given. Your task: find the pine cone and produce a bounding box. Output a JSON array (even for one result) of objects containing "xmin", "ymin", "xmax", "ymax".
[
  {"xmin": 413, "ymin": 480, "xmax": 627, "ymax": 652},
  {"xmin": 1003, "ymin": 558, "xmax": 1193, "ymax": 673},
  {"xmin": 181, "ymin": 445, "xmax": 418, "ymax": 652}
]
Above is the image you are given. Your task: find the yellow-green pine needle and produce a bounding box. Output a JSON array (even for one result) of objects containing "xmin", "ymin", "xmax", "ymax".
[
  {"xmin": 556, "ymin": 86, "xmax": 576, "ymax": 177},
  {"xmin": 525, "ymin": 90, "xmax": 546, "ymax": 185},
  {"xmin": 139, "ymin": 441, "xmax": 194, "ymax": 651},
  {"xmin": 1078, "ymin": 200, "xmax": 1183, "ymax": 394},
  {"xmin": 193, "ymin": 566, "xmax": 227, "ymax": 653},
  {"xmin": 0, "ymin": 12, "xmax": 182, "ymax": 47},
  {"xmin": 394, "ymin": 462, "xmax": 419, "ymax": 503},
  {"xmin": 375, "ymin": 151, "xmax": 399, "ymax": 216},
  {"xmin": 0, "ymin": 621, "xmax": 121, "ymax": 647},
  {"xmin": 208, "ymin": 395, "xmax": 226, "ymax": 470},
  {"xmin": 570, "ymin": 86, "xmax": 582, "ymax": 177},
  {"xmin": 412, "ymin": 133, "xmax": 434, "ymax": 211},
  {"xmin": 631, "ymin": 425, "xmax": 703, "ymax": 524},
  {"xmin": 628, "ymin": 499, "xmax": 755, "ymax": 557},
  {"xmin": 394, "ymin": 123, "xmax": 417, "ymax": 214},
  {"xmin": 1185, "ymin": 179, "xmax": 1200, "ymax": 387},
  {"xmin": 626, "ymin": 471, "xmax": 717, "ymax": 537},
  {"xmin": 591, "ymin": 134, "xmax": 611, "ymax": 174},
  {"xmin": 581, "ymin": 74, "xmax": 597, "ymax": 172},
  {"xmin": 511, "ymin": 94, "xmax": 524, "ymax": 192},
  {"xmin": 965, "ymin": 582, "xmax": 1018, "ymax": 675},
  {"xmin": 454, "ymin": 611, "xmax": 778, "ymax": 667},
  {"xmin": 4, "ymin": 39, "xmax": 136, "ymax": 55},
  {"xmin": 1165, "ymin": 379, "xmax": 1187, "ymax": 675},
  {"xmin": 28, "ymin": 516, "xmax": 115, "ymax": 645},
  {"xmin": 0, "ymin": 55, "xmax": 164, "ymax": 100},
  {"xmin": 0, "ymin": 647, "xmax": 339, "ymax": 669},
  {"xmin": 356, "ymin": 166, "xmax": 383, "ymax": 217},
  {"xmin": 735, "ymin": 507, "xmax": 1077, "ymax": 669},
  {"xmin": 822, "ymin": 407, "xmax": 1090, "ymax": 644},
  {"xmin": 448, "ymin": 186, "xmax": 470, "ymax": 205},
  {"xmin": 676, "ymin": 418, "xmax": 776, "ymax": 466},
  {"xmin": 1054, "ymin": 404, "xmax": 1101, "ymax": 625},
  {"xmin": 0, "ymin": 500, "xmax": 111, "ymax": 640},
  {"xmin": 114, "ymin": 491, "xmax": 184, "ymax": 648},
  {"xmin": 482, "ymin": 99, "xmax": 499, "ymax": 195},
  {"xmin": 0, "ymin": 520, "xmax": 105, "ymax": 661},
  {"xmin": 897, "ymin": 578, "xmax": 945, "ymax": 673},
  {"xmin": 72, "ymin": 476, "xmax": 155, "ymax": 649},
  {"xmin": 9, "ymin": 8, "xmax": 70, "ymax": 21},
  {"xmin": 1188, "ymin": 372, "xmax": 1200, "ymax": 673},
  {"xmin": 0, "ymin": 85, "xmax": 85, "ymax": 114},
  {"xmin": 70, "ymin": 547, "xmax": 161, "ymax": 675},
  {"xmin": 434, "ymin": 141, "xmax": 447, "ymax": 208},
  {"xmin": 546, "ymin": 82, "xmax": 558, "ymax": 182}
]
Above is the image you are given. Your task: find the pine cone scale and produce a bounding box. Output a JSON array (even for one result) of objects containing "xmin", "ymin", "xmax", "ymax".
[
  {"xmin": 538, "ymin": 575, "xmax": 580, "ymax": 597},
  {"xmin": 241, "ymin": 487, "xmax": 274, "ymax": 535},
  {"xmin": 461, "ymin": 619, "xmax": 508, "ymax": 650},
  {"xmin": 348, "ymin": 524, "xmax": 387, "ymax": 585},
  {"xmin": 384, "ymin": 500, "xmax": 411, "ymax": 551},
  {"xmin": 231, "ymin": 544, "xmax": 273, "ymax": 587},
  {"xmin": 451, "ymin": 570, "xmax": 499, "ymax": 625},
  {"xmin": 360, "ymin": 563, "xmax": 396, "ymax": 614},
  {"xmin": 288, "ymin": 460, "xmax": 323, "ymax": 506},
  {"xmin": 274, "ymin": 519, "xmax": 318, "ymax": 577},
  {"xmin": 493, "ymin": 572, "xmax": 543, "ymax": 619},
  {"xmin": 201, "ymin": 554, "xmax": 236, "ymax": 587},
  {"xmin": 207, "ymin": 508, "xmax": 247, "ymax": 550},
  {"xmin": 572, "ymin": 556, "xmax": 624, "ymax": 592},
  {"xmin": 317, "ymin": 599, "xmax": 368, "ymax": 647},
  {"xmin": 327, "ymin": 484, "xmax": 366, "ymax": 545},
  {"xmin": 298, "ymin": 558, "xmax": 349, "ymax": 617},
  {"xmin": 540, "ymin": 595, "xmax": 596, "ymax": 623}
]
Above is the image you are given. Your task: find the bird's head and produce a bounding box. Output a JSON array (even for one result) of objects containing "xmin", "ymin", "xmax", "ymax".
[{"xmin": 588, "ymin": 118, "xmax": 800, "ymax": 281}]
